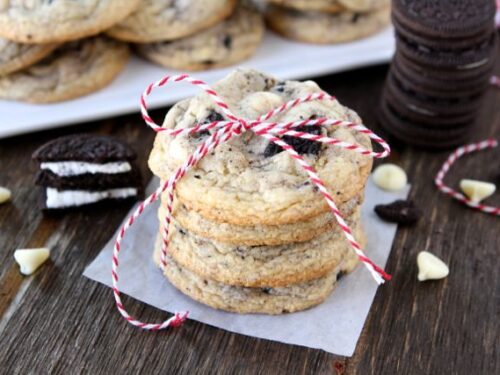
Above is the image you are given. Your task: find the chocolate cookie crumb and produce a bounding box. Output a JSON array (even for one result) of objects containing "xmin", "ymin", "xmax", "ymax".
[
  {"xmin": 374, "ymin": 200, "xmax": 421, "ymax": 225},
  {"xmin": 263, "ymin": 125, "xmax": 322, "ymax": 157}
]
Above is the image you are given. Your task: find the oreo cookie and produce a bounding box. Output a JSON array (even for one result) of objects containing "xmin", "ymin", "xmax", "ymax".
[
  {"xmin": 392, "ymin": 53, "xmax": 493, "ymax": 98},
  {"xmin": 33, "ymin": 134, "xmax": 142, "ymax": 211},
  {"xmin": 33, "ymin": 134, "xmax": 137, "ymax": 163},
  {"xmin": 378, "ymin": 97, "xmax": 472, "ymax": 150},
  {"xmin": 396, "ymin": 31, "xmax": 498, "ymax": 70},
  {"xmin": 386, "ymin": 70, "xmax": 484, "ymax": 119},
  {"xmin": 391, "ymin": 14, "xmax": 496, "ymax": 51},
  {"xmin": 383, "ymin": 86, "xmax": 476, "ymax": 129},
  {"xmin": 392, "ymin": 0, "xmax": 496, "ymax": 40}
]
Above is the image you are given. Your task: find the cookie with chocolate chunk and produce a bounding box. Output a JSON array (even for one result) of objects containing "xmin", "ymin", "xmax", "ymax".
[
  {"xmin": 0, "ymin": 0, "xmax": 140, "ymax": 43},
  {"xmin": 148, "ymin": 68, "xmax": 373, "ymax": 226},
  {"xmin": 265, "ymin": 0, "xmax": 345, "ymax": 13},
  {"xmin": 0, "ymin": 37, "xmax": 129, "ymax": 103},
  {"xmin": 154, "ymin": 239, "xmax": 359, "ymax": 314},
  {"xmin": 338, "ymin": 0, "xmax": 389, "ymax": 12},
  {"xmin": 265, "ymin": 6, "xmax": 390, "ymax": 44},
  {"xmin": 33, "ymin": 134, "xmax": 142, "ymax": 211},
  {"xmin": 157, "ymin": 209, "xmax": 362, "ymax": 288},
  {"xmin": 136, "ymin": 5, "xmax": 264, "ymax": 71},
  {"xmin": 107, "ymin": 0, "xmax": 237, "ymax": 43},
  {"xmin": 0, "ymin": 38, "xmax": 59, "ymax": 76},
  {"xmin": 162, "ymin": 193, "xmax": 363, "ymax": 246}
]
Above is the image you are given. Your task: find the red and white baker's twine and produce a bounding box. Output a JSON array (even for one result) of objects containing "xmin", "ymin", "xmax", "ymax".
[
  {"xmin": 111, "ymin": 74, "xmax": 391, "ymax": 330},
  {"xmin": 435, "ymin": 139, "xmax": 499, "ymax": 215}
]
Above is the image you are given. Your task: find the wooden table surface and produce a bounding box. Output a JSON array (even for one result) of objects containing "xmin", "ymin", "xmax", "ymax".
[{"xmin": 1, "ymin": 53, "xmax": 499, "ymax": 374}]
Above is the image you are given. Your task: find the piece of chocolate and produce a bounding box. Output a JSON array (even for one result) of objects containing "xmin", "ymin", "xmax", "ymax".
[
  {"xmin": 374, "ymin": 200, "xmax": 421, "ymax": 225},
  {"xmin": 264, "ymin": 125, "xmax": 322, "ymax": 157}
]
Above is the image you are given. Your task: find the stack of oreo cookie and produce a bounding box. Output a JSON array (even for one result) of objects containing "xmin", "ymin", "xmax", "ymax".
[
  {"xmin": 379, "ymin": 0, "xmax": 498, "ymax": 149},
  {"xmin": 149, "ymin": 69, "xmax": 374, "ymax": 315},
  {"xmin": 33, "ymin": 135, "xmax": 142, "ymax": 211}
]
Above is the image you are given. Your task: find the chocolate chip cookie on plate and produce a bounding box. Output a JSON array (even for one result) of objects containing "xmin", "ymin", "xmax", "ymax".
[
  {"xmin": 0, "ymin": 36, "xmax": 129, "ymax": 103},
  {"xmin": 0, "ymin": 0, "xmax": 140, "ymax": 43}
]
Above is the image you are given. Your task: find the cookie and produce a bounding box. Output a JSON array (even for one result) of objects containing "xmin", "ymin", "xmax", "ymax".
[
  {"xmin": 391, "ymin": 14, "xmax": 495, "ymax": 52},
  {"xmin": 0, "ymin": 0, "xmax": 140, "ymax": 44},
  {"xmin": 265, "ymin": 0, "xmax": 344, "ymax": 13},
  {"xmin": 391, "ymin": 52, "xmax": 493, "ymax": 99},
  {"xmin": 161, "ymin": 193, "xmax": 363, "ymax": 246},
  {"xmin": 33, "ymin": 134, "xmax": 142, "ymax": 210},
  {"xmin": 338, "ymin": 0, "xmax": 389, "ymax": 12},
  {"xmin": 378, "ymin": 96, "xmax": 471, "ymax": 150},
  {"xmin": 136, "ymin": 5, "xmax": 264, "ymax": 71},
  {"xmin": 157, "ymin": 211, "xmax": 363, "ymax": 287},
  {"xmin": 393, "ymin": 49, "xmax": 496, "ymax": 83},
  {"xmin": 0, "ymin": 37, "xmax": 129, "ymax": 103},
  {"xmin": 148, "ymin": 69, "xmax": 373, "ymax": 226},
  {"xmin": 155, "ymin": 249, "xmax": 358, "ymax": 315},
  {"xmin": 392, "ymin": 0, "xmax": 496, "ymax": 40},
  {"xmin": 383, "ymin": 85, "xmax": 475, "ymax": 129},
  {"xmin": 0, "ymin": 38, "xmax": 59, "ymax": 76},
  {"xmin": 396, "ymin": 30, "xmax": 498, "ymax": 70},
  {"xmin": 265, "ymin": 6, "xmax": 390, "ymax": 44},
  {"xmin": 33, "ymin": 134, "xmax": 137, "ymax": 163},
  {"xmin": 107, "ymin": 0, "xmax": 237, "ymax": 43},
  {"xmin": 385, "ymin": 69, "xmax": 484, "ymax": 120}
]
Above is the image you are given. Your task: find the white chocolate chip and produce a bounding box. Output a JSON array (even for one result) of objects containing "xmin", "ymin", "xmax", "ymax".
[
  {"xmin": 244, "ymin": 92, "xmax": 283, "ymax": 116},
  {"xmin": 372, "ymin": 164, "xmax": 407, "ymax": 191},
  {"xmin": 417, "ymin": 251, "xmax": 449, "ymax": 281},
  {"xmin": 0, "ymin": 186, "xmax": 11, "ymax": 204},
  {"xmin": 168, "ymin": 137, "xmax": 189, "ymax": 162},
  {"xmin": 303, "ymin": 80, "xmax": 320, "ymax": 89},
  {"xmin": 459, "ymin": 179, "xmax": 496, "ymax": 203},
  {"xmin": 14, "ymin": 248, "xmax": 50, "ymax": 275}
]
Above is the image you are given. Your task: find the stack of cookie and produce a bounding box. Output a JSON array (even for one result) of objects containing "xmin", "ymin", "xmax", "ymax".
[
  {"xmin": 0, "ymin": 1, "xmax": 139, "ymax": 103},
  {"xmin": 264, "ymin": 0, "xmax": 391, "ymax": 44},
  {"xmin": 148, "ymin": 69, "xmax": 374, "ymax": 314},
  {"xmin": 110, "ymin": 1, "xmax": 265, "ymax": 71},
  {"xmin": 379, "ymin": 0, "xmax": 498, "ymax": 149}
]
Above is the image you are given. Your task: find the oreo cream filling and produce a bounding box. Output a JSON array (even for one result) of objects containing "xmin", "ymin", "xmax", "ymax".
[
  {"xmin": 41, "ymin": 161, "xmax": 132, "ymax": 176},
  {"xmin": 46, "ymin": 187, "xmax": 137, "ymax": 208}
]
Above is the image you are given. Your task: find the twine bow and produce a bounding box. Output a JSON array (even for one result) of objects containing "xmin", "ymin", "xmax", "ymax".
[{"xmin": 112, "ymin": 74, "xmax": 391, "ymax": 330}]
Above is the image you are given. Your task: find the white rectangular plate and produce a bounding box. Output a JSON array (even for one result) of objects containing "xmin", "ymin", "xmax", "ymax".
[{"xmin": 0, "ymin": 28, "xmax": 394, "ymax": 139}]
